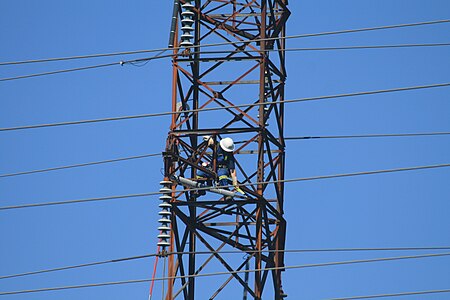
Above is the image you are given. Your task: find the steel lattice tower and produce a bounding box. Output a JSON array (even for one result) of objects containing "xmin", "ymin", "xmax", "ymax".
[{"xmin": 158, "ymin": 1, "xmax": 290, "ymax": 299}]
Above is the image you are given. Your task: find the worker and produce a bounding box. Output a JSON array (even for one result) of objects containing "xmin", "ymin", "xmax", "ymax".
[{"xmin": 196, "ymin": 136, "xmax": 244, "ymax": 198}]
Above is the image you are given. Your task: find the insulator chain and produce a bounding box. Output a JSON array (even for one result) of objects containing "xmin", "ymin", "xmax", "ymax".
[
  {"xmin": 157, "ymin": 181, "xmax": 172, "ymax": 255},
  {"xmin": 180, "ymin": 0, "xmax": 195, "ymax": 48}
]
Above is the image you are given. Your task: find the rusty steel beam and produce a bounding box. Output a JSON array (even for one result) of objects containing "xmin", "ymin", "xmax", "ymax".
[
  {"xmin": 203, "ymin": 79, "xmax": 282, "ymax": 85},
  {"xmin": 209, "ymin": 12, "xmax": 283, "ymax": 18}
]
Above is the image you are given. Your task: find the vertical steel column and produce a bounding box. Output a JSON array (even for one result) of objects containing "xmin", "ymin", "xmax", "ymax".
[
  {"xmin": 187, "ymin": 2, "xmax": 201, "ymax": 298},
  {"xmin": 255, "ymin": 1, "xmax": 267, "ymax": 298},
  {"xmin": 274, "ymin": 2, "xmax": 287, "ymax": 297}
]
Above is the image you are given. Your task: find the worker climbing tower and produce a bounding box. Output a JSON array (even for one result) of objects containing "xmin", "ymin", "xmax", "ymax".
[{"xmin": 158, "ymin": 0, "xmax": 290, "ymax": 298}]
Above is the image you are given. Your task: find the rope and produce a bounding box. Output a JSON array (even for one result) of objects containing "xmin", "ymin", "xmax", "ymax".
[{"xmin": 148, "ymin": 245, "xmax": 160, "ymax": 300}]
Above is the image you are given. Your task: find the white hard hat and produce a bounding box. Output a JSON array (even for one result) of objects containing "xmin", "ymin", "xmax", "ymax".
[{"xmin": 219, "ymin": 137, "xmax": 235, "ymax": 152}]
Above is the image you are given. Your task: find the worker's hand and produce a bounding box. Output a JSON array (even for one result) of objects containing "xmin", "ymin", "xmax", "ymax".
[
  {"xmin": 203, "ymin": 135, "xmax": 214, "ymax": 146},
  {"xmin": 235, "ymin": 186, "xmax": 245, "ymax": 195},
  {"xmin": 232, "ymin": 177, "xmax": 245, "ymax": 194}
]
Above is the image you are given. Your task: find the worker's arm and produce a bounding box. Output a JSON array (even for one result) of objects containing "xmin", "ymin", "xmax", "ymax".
[
  {"xmin": 231, "ymin": 169, "xmax": 245, "ymax": 194},
  {"xmin": 203, "ymin": 135, "xmax": 215, "ymax": 147},
  {"xmin": 231, "ymin": 169, "xmax": 237, "ymax": 186}
]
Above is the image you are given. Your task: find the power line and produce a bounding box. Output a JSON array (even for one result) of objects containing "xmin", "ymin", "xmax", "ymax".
[
  {"xmin": 0, "ymin": 192, "xmax": 158, "ymax": 211},
  {"xmin": 1, "ymin": 252, "xmax": 449, "ymax": 296},
  {"xmin": 277, "ymin": 162, "xmax": 450, "ymax": 184},
  {"xmin": 283, "ymin": 43, "xmax": 450, "ymax": 52},
  {"xmin": 0, "ymin": 62, "xmax": 117, "ymax": 82},
  {"xmin": 1, "ymin": 19, "xmax": 448, "ymax": 66},
  {"xmin": 2, "ymin": 247, "xmax": 449, "ymax": 281},
  {"xmin": 1, "ymin": 162, "xmax": 449, "ymax": 211},
  {"xmin": 285, "ymin": 132, "xmax": 450, "ymax": 141},
  {"xmin": 2, "ymin": 131, "xmax": 449, "ymax": 179},
  {"xmin": 0, "ymin": 150, "xmax": 261, "ymax": 179},
  {"xmin": 2, "ymin": 43, "xmax": 449, "ymax": 82},
  {"xmin": 0, "ymin": 53, "xmax": 172, "ymax": 82},
  {"xmin": 220, "ymin": 19, "xmax": 450, "ymax": 49},
  {"xmin": 328, "ymin": 289, "xmax": 450, "ymax": 299},
  {"xmin": 1, "ymin": 81, "xmax": 449, "ymax": 132},
  {"xmin": 0, "ymin": 153, "xmax": 161, "ymax": 178},
  {"xmin": 186, "ymin": 43, "xmax": 450, "ymax": 57},
  {"xmin": 0, "ymin": 132, "xmax": 447, "ymax": 179},
  {"xmin": 0, "ymin": 254, "xmax": 158, "ymax": 280}
]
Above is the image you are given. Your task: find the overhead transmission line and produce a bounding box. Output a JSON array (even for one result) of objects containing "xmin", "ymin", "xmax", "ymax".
[
  {"xmin": 2, "ymin": 131, "xmax": 450, "ymax": 179},
  {"xmin": 285, "ymin": 132, "xmax": 450, "ymax": 141},
  {"xmin": 2, "ymin": 247, "xmax": 450, "ymax": 281},
  {"xmin": 283, "ymin": 43, "xmax": 450, "ymax": 52},
  {"xmin": 0, "ymin": 62, "xmax": 117, "ymax": 82},
  {"xmin": 1, "ymin": 43, "xmax": 450, "ymax": 82},
  {"xmin": 0, "ymin": 52, "xmax": 172, "ymax": 82},
  {"xmin": 1, "ymin": 162, "xmax": 449, "ymax": 211},
  {"xmin": 1, "ymin": 252, "xmax": 449, "ymax": 296},
  {"xmin": 328, "ymin": 289, "xmax": 450, "ymax": 300},
  {"xmin": 1, "ymin": 81, "xmax": 449, "ymax": 132},
  {"xmin": 0, "ymin": 153, "xmax": 161, "ymax": 178},
  {"xmin": 1, "ymin": 19, "xmax": 449, "ymax": 66}
]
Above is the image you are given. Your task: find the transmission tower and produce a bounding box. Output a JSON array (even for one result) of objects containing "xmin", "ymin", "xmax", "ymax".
[{"xmin": 157, "ymin": 1, "xmax": 290, "ymax": 299}]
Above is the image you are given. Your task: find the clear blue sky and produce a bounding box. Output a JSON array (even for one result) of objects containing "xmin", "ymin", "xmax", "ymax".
[{"xmin": 1, "ymin": 1, "xmax": 449, "ymax": 299}]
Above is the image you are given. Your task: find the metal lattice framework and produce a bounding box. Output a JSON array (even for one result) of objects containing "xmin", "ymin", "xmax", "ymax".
[{"xmin": 159, "ymin": 1, "xmax": 290, "ymax": 299}]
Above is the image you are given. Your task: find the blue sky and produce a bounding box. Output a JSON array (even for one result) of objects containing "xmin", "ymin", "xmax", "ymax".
[{"xmin": 1, "ymin": 0, "xmax": 449, "ymax": 299}]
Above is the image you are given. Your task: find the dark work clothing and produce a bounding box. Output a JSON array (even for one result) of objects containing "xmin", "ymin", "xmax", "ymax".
[
  {"xmin": 198, "ymin": 142, "xmax": 236, "ymax": 187},
  {"xmin": 217, "ymin": 146, "xmax": 235, "ymax": 170}
]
